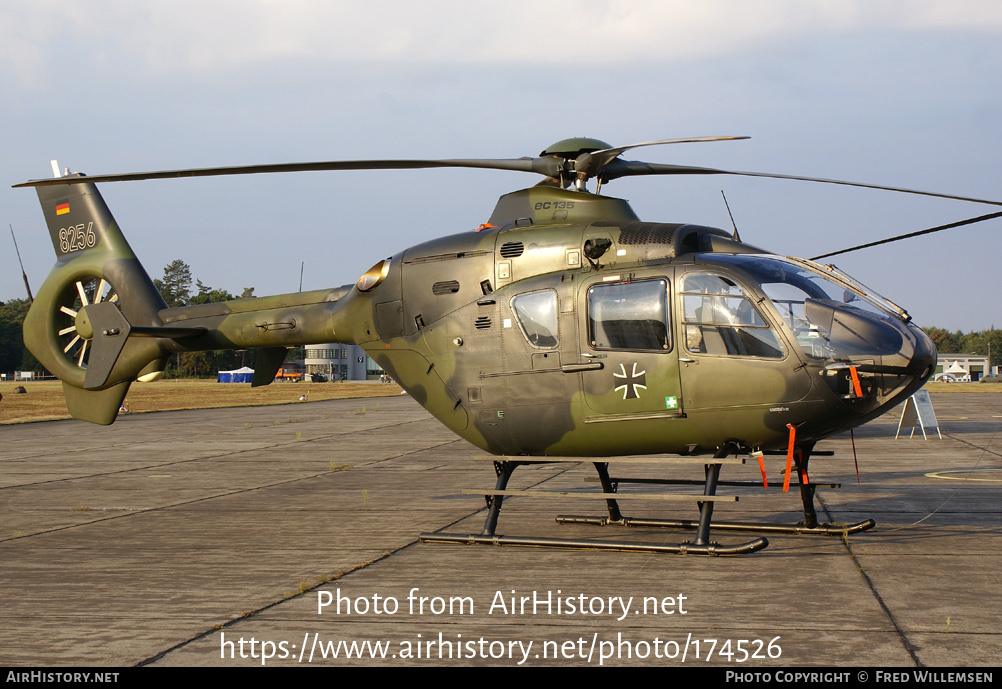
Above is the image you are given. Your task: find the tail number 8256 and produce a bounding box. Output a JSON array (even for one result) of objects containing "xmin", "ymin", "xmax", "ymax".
[{"xmin": 58, "ymin": 223, "xmax": 97, "ymax": 254}]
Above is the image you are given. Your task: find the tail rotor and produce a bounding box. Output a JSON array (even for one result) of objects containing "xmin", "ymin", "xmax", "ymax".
[
  {"xmin": 22, "ymin": 178, "xmax": 167, "ymax": 423},
  {"xmin": 56, "ymin": 276, "xmax": 121, "ymax": 369}
]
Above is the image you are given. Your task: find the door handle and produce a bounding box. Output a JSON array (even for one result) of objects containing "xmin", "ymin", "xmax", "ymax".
[{"xmin": 561, "ymin": 362, "xmax": 605, "ymax": 373}]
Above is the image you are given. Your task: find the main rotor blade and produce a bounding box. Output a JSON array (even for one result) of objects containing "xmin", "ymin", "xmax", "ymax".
[
  {"xmin": 581, "ymin": 136, "xmax": 749, "ymax": 174},
  {"xmin": 811, "ymin": 211, "xmax": 1002, "ymax": 260},
  {"xmin": 15, "ymin": 157, "xmax": 561, "ymax": 187},
  {"xmin": 601, "ymin": 161, "xmax": 1002, "ymax": 208}
]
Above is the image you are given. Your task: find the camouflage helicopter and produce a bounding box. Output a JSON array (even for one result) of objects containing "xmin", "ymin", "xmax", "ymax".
[{"xmin": 16, "ymin": 136, "xmax": 1002, "ymax": 555}]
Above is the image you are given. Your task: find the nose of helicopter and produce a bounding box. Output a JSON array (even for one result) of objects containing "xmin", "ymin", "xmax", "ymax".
[
  {"xmin": 886, "ymin": 322, "xmax": 937, "ymax": 397},
  {"xmin": 817, "ymin": 310, "xmax": 937, "ymax": 412},
  {"xmin": 908, "ymin": 324, "xmax": 938, "ymax": 375}
]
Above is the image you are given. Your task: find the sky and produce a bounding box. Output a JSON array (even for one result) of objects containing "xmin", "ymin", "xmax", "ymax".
[{"xmin": 2, "ymin": 0, "xmax": 1000, "ymax": 331}]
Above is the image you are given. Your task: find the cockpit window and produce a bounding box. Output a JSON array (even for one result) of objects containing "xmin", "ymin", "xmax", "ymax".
[
  {"xmin": 681, "ymin": 272, "xmax": 784, "ymax": 358},
  {"xmin": 708, "ymin": 254, "xmax": 904, "ymax": 359},
  {"xmin": 588, "ymin": 279, "xmax": 670, "ymax": 351},
  {"xmin": 511, "ymin": 290, "xmax": 558, "ymax": 348}
]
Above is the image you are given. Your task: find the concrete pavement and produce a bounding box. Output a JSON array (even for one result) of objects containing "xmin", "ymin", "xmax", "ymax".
[{"xmin": 1, "ymin": 392, "xmax": 998, "ymax": 666}]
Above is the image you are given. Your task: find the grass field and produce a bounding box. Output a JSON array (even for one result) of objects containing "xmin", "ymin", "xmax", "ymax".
[
  {"xmin": 923, "ymin": 382, "xmax": 1002, "ymax": 394},
  {"xmin": 0, "ymin": 379, "xmax": 404, "ymax": 425}
]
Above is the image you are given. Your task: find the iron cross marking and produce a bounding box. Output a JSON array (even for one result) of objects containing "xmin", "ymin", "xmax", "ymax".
[{"xmin": 613, "ymin": 362, "xmax": 647, "ymax": 400}]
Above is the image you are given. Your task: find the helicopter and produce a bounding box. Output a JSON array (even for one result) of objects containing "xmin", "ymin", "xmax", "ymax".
[{"xmin": 15, "ymin": 136, "xmax": 1002, "ymax": 555}]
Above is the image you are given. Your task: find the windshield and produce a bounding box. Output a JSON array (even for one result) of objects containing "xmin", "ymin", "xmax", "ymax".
[{"xmin": 708, "ymin": 254, "xmax": 903, "ymax": 359}]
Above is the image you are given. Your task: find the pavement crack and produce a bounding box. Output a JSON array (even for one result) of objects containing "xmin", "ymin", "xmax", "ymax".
[
  {"xmin": 818, "ymin": 493, "xmax": 923, "ymax": 667},
  {"xmin": 942, "ymin": 432, "xmax": 1002, "ymax": 459}
]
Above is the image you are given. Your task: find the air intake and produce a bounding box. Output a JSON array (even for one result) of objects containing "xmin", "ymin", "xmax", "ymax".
[
  {"xmin": 499, "ymin": 241, "xmax": 524, "ymax": 258},
  {"xmin": 432, "ymin": 280, "xmax": 460, "ymax": 295}
]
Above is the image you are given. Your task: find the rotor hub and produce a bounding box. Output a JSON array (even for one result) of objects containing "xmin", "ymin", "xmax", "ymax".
[
  {"xmin": 74, "ymin": 308, "xmax": 94, "ymax": 341},
  {"xmin": 539, "ymin": 137, "xmax": 612, "ymax": 158}
]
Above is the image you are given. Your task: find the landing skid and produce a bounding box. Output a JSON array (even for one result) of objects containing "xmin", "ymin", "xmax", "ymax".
[
  {"xmin": 555, "ymin": 442, "xmax": 875, "ymax": 539},
  {"xmin": 420, "ymin": 444, "xmax": 775, "ymax": 557},
  {"xmin": 419, "ymin": 532, "xmax": 769, "ymax": 556},
  {"xmin": 554, "ymin": 515, "xmax": 876, "ymax": 536}
]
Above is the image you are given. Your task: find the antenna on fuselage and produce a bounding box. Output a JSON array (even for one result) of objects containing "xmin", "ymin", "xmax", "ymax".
[{"xmin": 721, "ymin": 190, "xmax": 741, "ymax": 243}]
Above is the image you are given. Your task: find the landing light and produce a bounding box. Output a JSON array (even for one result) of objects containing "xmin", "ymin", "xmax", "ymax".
[{"xmin": 357, "ymin": 259, "xmax": 390, "ymax": 292}]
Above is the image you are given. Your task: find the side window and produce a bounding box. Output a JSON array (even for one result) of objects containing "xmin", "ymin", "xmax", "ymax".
[
  {"xmin": 511, "ymin": 290, "xmax": 558, "ymax": 348},
  {"xmin": 588, "ymin": 279, "xmax": 670, "ymax": 350},
  {"xmin": 681, "ymin": 273, "xmax": 785, "ymax": 358}
]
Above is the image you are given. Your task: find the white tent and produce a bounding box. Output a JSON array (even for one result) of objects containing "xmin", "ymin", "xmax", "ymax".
[{"xmin": 945, "ymin": 361, "xmax": 967, "ymax": 374}]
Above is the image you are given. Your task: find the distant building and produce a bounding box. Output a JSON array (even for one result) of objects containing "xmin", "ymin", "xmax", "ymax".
[
  {"xmin": 304, "ymin": 343, "xmax": 383, "ymax": 381},
  {"xmin": 934, "ymin": 353, "xmax": 989, "ymax": 382}
]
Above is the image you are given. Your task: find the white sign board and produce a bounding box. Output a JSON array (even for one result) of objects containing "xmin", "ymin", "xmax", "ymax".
[{"xmin": 896, "ymin": 389, "xmax": 941, "ymax": 439}]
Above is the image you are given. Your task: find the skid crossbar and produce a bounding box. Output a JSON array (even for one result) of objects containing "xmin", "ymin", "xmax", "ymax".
[
  {"xmin": 420, "ymin": 444, "xmax": 873, "ymax": 556},
  {"xmin": 421, "ymin": 447, "xmax": 768, "ymax": 557}
]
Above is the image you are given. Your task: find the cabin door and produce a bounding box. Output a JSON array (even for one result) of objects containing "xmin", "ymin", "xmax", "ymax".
[{"xmin": 578, "ymin": 271, "xmax": 684, "ymax": 420}]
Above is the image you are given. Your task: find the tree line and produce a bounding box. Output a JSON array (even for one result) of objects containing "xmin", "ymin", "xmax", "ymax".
[
  {"xmin": 0, "ymin": 298, "xmax": 40, "ymax": 374},
  {"xmin": 921, "ymin": 327, "xmax": 1002, "ymax": 367}
]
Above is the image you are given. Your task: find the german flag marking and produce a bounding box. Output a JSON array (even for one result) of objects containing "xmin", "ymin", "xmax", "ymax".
[{"xmin": 55, "ymin": 203, "xmax": 70, "ymax": 215}]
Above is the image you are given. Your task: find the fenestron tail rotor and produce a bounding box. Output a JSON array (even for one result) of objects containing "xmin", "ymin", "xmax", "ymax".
[
  {"xmin": 56, "ymin": 276, "xmax": 119, "ymax": 370},
  {"xmin": 21, "ymin": 179, "xmax": 173, "ymax": 423}
]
